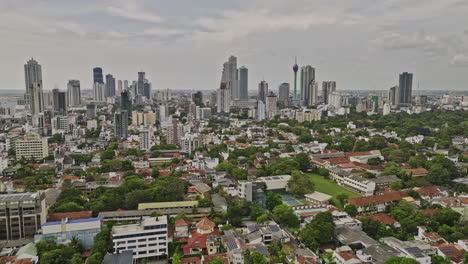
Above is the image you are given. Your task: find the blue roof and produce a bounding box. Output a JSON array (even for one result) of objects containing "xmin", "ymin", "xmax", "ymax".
[{"xmin": 42, "ymin": 217, "xmax": 102, "ymax": 226}]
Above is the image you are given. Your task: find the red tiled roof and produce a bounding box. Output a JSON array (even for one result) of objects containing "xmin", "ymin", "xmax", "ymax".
[
  {"xmin": 47, "ymin": 211, "xmax": 93, "ymax": 221},
  {"xmin": 175, "ymin": 218, "xmax": 190, "ymax": 227},
  {"xmin": 348, "ymin": 191, "xmax": 406, "ymax": 207},
  {"xmin": 365, "ymin": 213, "xmax": 397, "ymax": 225},
  {"xmin": 196, "ymin": 217, "xmax": 215, "ymax": 230},
  {"xmin": 345, "ymin": 152, "xmax": 371, "ymax": 158},
  {"xmin": 203, "ymin": 254, "xmax": 229, "ymax": 264},
  {"xmin": 436, "ymin": 244, "xmax": 465, "ymax": 263},
  {"xmin": 296, "ymin": 255, "xmax": 317, "ymax": 264},
  {"xmin": 413, "ymin": 186, "xmax": 442, "ymax": 197},
  {"xmin": 336, "ymin": 251, "xmax": 359, "ymax": 261},
  {"xmin": 328, "ymin": 158, "xmax": 350, "ymax": 165},
  {"xmin": 421, "ymin": 209, "xmax": 439, "ymax": 216},
  {"xmin": 181, "ymin": 256, "xmax": 201, "ymax": 264},
  {"xmin": 405, "ymin": 168, "xmax": 428, "ymax": 175}
]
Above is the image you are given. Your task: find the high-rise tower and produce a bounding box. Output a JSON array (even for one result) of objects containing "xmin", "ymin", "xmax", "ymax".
[
  {"xmin": 239, "ymin": 66, "xmax": 248, "ymax": 100},
  {"xmin": 67, "ymin": 79, "xmax": 81, "ymax": 106},
  {"xmin": 93, "ymin": 67, "xmax": 104, "ymax": 84},
  {"xmin": 293, "ymin": 57, "xmax": 299, "ymax": 101},
  {"xmin": 24, "ymin": 58, "xmax": 42, "ymax": 97},
  {"xmin": 397, "ymin": 72, "xmax": 413, "ymax": 105}
]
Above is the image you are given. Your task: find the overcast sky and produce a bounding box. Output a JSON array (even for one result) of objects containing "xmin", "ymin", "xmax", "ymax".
[{"xmin": 1, "ymin": 0, "xmax": 468, "ymax": 92}]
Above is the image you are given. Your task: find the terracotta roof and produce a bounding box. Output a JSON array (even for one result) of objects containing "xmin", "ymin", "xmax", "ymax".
[
  {"xmin": 47, "ymin": 211, "xmax": 93, "ymax": 221},
  {"xmin": 348, "ymin": 191, "xmax": 406, "ymax": 207},
  {"xmin": 175, "ymin": 218, "xmax": 190, "ymax": 227},
  {"xmin": 421, "ymin": 209, "xmax": 439, "ymax": 216},
  {"xmin": 365, "ymin": 213, "xmax": 397, "ymax": 225},
  {"xmin": 328, "ymin": 157, "xmax": 350, "ymax": 164},
  {"xmin": 203, "ymin": 254, "xmax": 229, "ymax": 264},
  {"xmin": 413, "ymin": 186, "xmax": 442, "ymax": 197},
  {"xmin": 196, "ymin": 217, "xmax": 215, "ymax": 230},
  {"xmin": 405, "ymin": 168, "xmax": 428, "ymax": 175},
  {"xmin": 336, "ymin": 251, "xmax": 359, "ymax": 261},
  {"xmin": 181, "ymin": 256, "xmax": 201, "ymax": 264},
  {"xmin": 345, "ymin": 152, "xmax": 371, "ymax": 158},
  {"xmin": 436, "ymin": 244, "xmax": 465, "ymax": 263},
  {"xmin": 296, "ymin": 255, "xmax": 317, "ymax": 264}
]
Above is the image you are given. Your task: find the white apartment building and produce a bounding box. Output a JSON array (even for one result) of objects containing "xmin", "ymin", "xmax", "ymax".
[
  {"xmin": 112, "ymin": 216, "xmax": 168, "ymax": 262},
  {"xmin": 181, "ymin": 134, "xmax": 202, "ymax": 154},
  {"xmin": 15, "ymin": 135, "xmax": 48, "ymax": 160},
  {"xmin": 139, "ymin": 130, "xmax": 151, "ymax": 152}
]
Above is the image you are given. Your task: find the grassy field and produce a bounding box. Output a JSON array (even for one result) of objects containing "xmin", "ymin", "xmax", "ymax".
[{"xmin": 307, "ymin": 173, "xmax": 361, "ymax": 208}]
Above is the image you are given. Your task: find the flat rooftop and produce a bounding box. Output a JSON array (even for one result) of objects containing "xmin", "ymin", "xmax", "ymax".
[
  {"xmin": 138, "ymin": 200, "xmax": 198, "ymax": 210},
  {"xmin": 0, "ymin": 192, "xmax": 41, "ymax": 202},
  {"xmin": 112, "ymin": 216, "xmax": 167, "ymax": 235},
  {"xmin": 42, "ymin": 217, "xmax": 102, "ymax": 227}
]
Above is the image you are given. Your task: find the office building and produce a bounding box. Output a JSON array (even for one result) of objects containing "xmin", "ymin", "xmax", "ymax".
[
  {"xmin": 192, "ymin": 91, "xmax": 203, "ymax": 106},
  {"xmin": 93, "ymin": 67, "xmax": 104, "ymax": 84},
  {"xmin": 266, "ymin": 91, "xmax": 278, "ymax": 119},
  {"xmin": 278, "ymin": 83, "xmax": 290, "ymax": 104},
  {"xmin": 28, "ymin": 82, "xmax": 44, "ymax": 115},
  {"xmin": 389, "ymin": 86, "xmax": 397, "ymax": 105},
  {"xmin": 258, "ymin": 80, "xmax": 268, "ymax": 103},
  {"xmin": 221, "ymin": 56, "xmax": 239, "ymax": 100},
  {"xmin": 216, "ymin": 83, "xmax": 230, "ymax": 114},
  {"xmin": 24, "ymin": 58, "xmax": 42, "ymax": 97},
  {"xmin": 86, "ymin": 104, "xmax": 96, "ymax": 119},
  {"xmin": 398, "ymin": 72, "xmax": 413, "ymax": 105},
  {"xmin": 93, "ymin": 83, "xmax": 106, "ymax": 102},
  {"xmin": 300, "ymin": 65, "xmax": 315, "ymax": 105},
  {"xmin": 105, "ymin": 74, "xmax": 116, "ymax": 98},
  {"xmin": 121, "ymin": 91, "xmax": 132, "ymax": 116},
  {"xmin": 257, "ymin": 100, "xmax": 266, "ymax": 121},
  {"xmin": 111, "ymin": 216, "xmax": 168, "ymax": 262},
  {"xmin": 137, "ymin": 72, "xmax": 146, "ymax": 96},
  {"xmin": 239, "ymin": 66, "xmax": 248, "ymax": 100},
  {"xmin": 15, "ymin": 135, "xmax": 48, "ymax": 160},
  {"xmin": 322, "ymin": 81, "xmax": 336, "ymax": 104},
  {"xmin": 117, "ymin": 80, "xmax": 123, "ymax": 95},
  {"xmin": 139, "ymin": 130, "xmax": 151, "ymax": 152},
  {"xmin": 67, "ymin": 79, "xmax": 81, "ymax": 107},
  {"xmin": 143, "ymin": 82, "xmax": 151, "ymax": 99},
  {"xmin": 0, "ymin": 192, "xmax": 46, "ymax": 241},
  {"xmin": 52, "ymin": 88, "xmax": 67, "ymax": 115},
  {"xmin": 114, "ymin": 111, "xmax": 128, "ymax": 139}
]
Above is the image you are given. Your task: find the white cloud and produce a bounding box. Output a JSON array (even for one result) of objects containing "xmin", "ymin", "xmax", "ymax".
[
  {"xmin": 57, "ymin": 22, "xmax": 86, "ymax": 37},
  {"xmin": 106, "ymin": 1, "xmax": 163, "ymax": 23},
  {"xmin": 142, "ymin": 28, "xmax": 184, "ymax": 37},
  {"xmin": 191, "ymin": 8, "xmax": 362, "ymax": 42},
  {"xmin": 373, "ymin": 31, "xmax": 448, "ymax": 58},
  {"xmin": 451, "ymin": 54, "xmax": 468, "ymax": 67}
]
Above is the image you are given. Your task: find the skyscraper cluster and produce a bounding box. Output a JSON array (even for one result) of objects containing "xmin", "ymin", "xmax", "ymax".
[
  {"xmin": 387, "ymin": 72, "xmax": 413, "ymax": 106},
  {"xmin": 216, "ymin": 56, "xmax": 249, "ymax": 113}
]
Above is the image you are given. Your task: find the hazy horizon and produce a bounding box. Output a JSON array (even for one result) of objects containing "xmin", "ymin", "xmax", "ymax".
[{"xmin": 1, "ymin": 0, "xmax": 468, "ymax": 92}]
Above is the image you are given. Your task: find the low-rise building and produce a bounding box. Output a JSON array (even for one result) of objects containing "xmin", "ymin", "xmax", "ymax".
[
  {"xmin": 0, "ymin": 192, "xmax": 46, "ymax": 241},
  {"xmin": 112, "ymin": 216, "xmax": 168, "ymax": 262}
]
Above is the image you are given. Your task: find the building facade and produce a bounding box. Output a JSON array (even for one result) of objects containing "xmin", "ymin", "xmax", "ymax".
[
  {"xmin": 15, "ymin": 135, "xmax": 48, "ymax": 160},
  {"xmin": 0, "ymin": 192, "xmax": 46, "ymax": 241}
]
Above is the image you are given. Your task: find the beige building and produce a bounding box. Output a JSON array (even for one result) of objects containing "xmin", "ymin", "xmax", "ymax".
[
  {"xmin": 132, "ymin": 111, "xmax": 156, "ymax": 126},
  {"xmin": 295, "ymin": 109, "xmax": 321, "ymax": 122},
  {"xmin": 15, "ymin": 135, "xmax": 48, "ymax": 160}
]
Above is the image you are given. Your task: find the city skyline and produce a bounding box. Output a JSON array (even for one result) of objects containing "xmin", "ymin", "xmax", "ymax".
[{"xmin": 1, "ymin": 1, "xmax": 468, "ymax": 91}]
